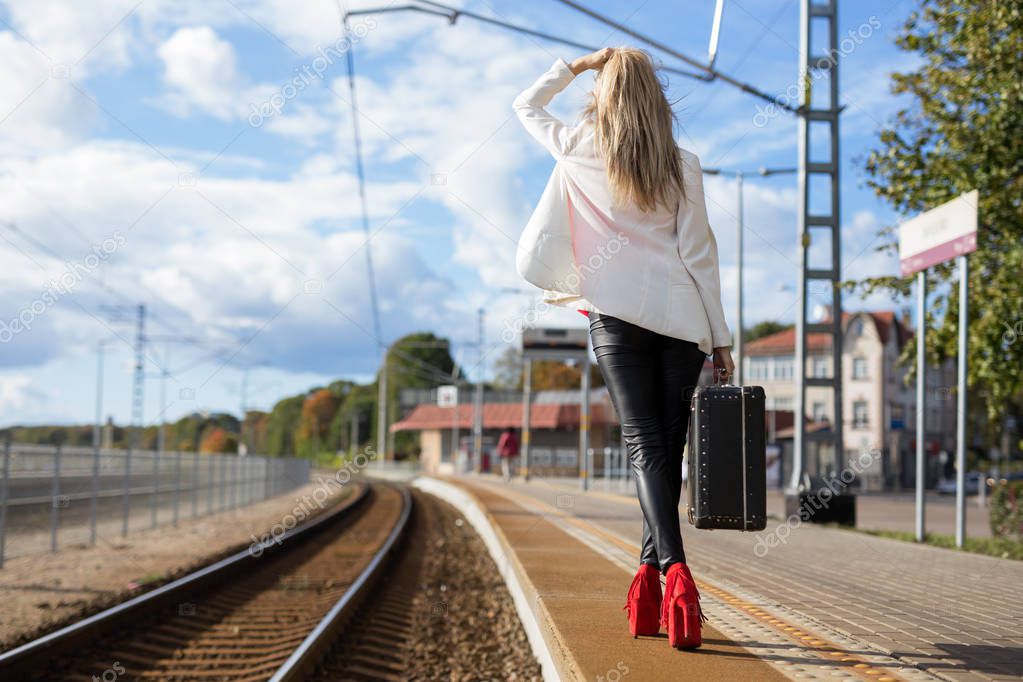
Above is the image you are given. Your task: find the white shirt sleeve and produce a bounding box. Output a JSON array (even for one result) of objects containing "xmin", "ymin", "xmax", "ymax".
[
  {"xmin": 677, "ymin": 153, "xmax": 732, "ymax": 349},
  {"xmin": 512, "ymin": 58, "xmax": 578, "ymax": 158}
]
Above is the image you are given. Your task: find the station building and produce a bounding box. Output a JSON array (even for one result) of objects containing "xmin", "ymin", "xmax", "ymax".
[{"xmin": 391, "ymin": 389, "xmax": 616, "ymax": 475}]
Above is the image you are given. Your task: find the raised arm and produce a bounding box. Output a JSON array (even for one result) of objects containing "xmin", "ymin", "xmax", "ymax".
[
  {"xmin": 512, "ymin": 49, "xmax": 613, "ymax": 158},
  {"xmin": 676, "ymin": 152, "xmax": 733, "ymax": 355}
]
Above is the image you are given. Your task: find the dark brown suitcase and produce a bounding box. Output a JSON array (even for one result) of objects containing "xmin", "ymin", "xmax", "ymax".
[{"xmin": 686, "ymin": 384, "xmax": 767, "ymax": 531}]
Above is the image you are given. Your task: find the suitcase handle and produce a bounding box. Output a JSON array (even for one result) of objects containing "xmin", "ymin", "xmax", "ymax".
[{"xmin": 713, "ymin": 371, "xmax": 735, "ymax": 387}]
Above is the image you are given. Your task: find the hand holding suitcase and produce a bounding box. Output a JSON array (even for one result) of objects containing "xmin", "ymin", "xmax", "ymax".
[{"xmin": 686, "ymin": 382, "xmax": 768, "ymax": 531}]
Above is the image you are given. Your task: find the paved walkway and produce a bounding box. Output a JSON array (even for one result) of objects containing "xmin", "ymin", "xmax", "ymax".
[
  {"xmin": 470, "ymin": 474, "xmax": 1023, "ymax": 682},
  {"xmin": 426, "ymin": 477, "xmax": 792, "ymax": 681},
  {"xmin": 535, "ymin": 476, "xmax": 994, "ymax": 537}
]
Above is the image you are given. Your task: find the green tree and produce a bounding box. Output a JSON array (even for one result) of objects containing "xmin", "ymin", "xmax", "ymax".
[
  {"xmin": 745, "ymin": 321, "xmax": 789, "ymax": 343},
  {"xmin": 375, "ymin": 332, "xmax": 459, "ymax": 458},
  {"xmin": 265, "ymin": 395, "xmax": 305, "ymax": 456},
  {"xmin": 853, "ymin": 0, "xmax": 1023, "ymax": 437},
  {"xmin": 241, "ymin": 410, "xmax": 270, "ymax": 453},
  {"xmin": 492, "ymin": 346, "xmax": 522, "ymax": 389},
  {"xmin": 329, "ymin": 382, "xmax": 375, "ymax": 454}
]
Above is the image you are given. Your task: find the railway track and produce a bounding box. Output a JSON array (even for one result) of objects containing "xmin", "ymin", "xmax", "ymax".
[
  {"xmin": 312, "ymin": 488, "xmax": 543, "ymax": 681},
  {"xmin": 0, "ymin": 481, "xmax": 412, "ymax": 681}
]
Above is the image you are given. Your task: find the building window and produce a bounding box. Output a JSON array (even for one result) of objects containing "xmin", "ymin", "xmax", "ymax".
[
  {"xmin": 812, "ymin": 356, "xmax": 829, "ymax": 378},
  {"xmin": 749, "ymin": 358, "xmax": 768, "ymax": 380},
  {"xmin": 772, "ymin": 397, "xmax": 793, "ymax": 410},
  {"xmin": 853, "ymin": 401, "xmax": 869, "ymax": 429},
  {"xmin": 812, "ymin": 401, "xmax": 827, "ymax": 422},
  {"xmin": 773, "ymin": 357, "xmax": 794, "ymax": 380},
  {"xmin": 852, "ymin": 357, "xmax": 868, "ymax": 380}
]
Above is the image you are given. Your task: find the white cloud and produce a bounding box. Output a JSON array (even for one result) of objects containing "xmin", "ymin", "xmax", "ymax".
[
  {"xmin": 2, "ymin": 0, "xmax": 140, "ymax": 71},
  {"xmin": 0, "ymin": 373, "xmax": 45, "ymax": 415},
  {"xmin": 156, "ymin": 26, "xmax": 241, "ymax": 120},
  {"xmin": 0, "ymin": 33, "xmax": 94, "ymax": 155}
]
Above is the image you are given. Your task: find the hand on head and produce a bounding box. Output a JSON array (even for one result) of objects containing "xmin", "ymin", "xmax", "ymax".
[{"xmin": 570, "ymin": 47, "xmax": 614, "ymax": 75}]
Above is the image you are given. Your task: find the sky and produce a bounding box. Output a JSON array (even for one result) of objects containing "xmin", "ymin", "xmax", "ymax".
[{"xmin": 0, "ymin": 0, "xmax": 922, "ymax": 427}]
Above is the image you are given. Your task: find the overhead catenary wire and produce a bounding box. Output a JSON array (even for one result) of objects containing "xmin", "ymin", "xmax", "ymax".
[
  {"xmin": 336, "ymin": 0, "xmax": 391, "ymax": 459},
  {"xmin": 550, "ymin": 0, "xmax": 798, "ymax": 112},
  {"xmin": 346, "ymin": 0, "xmax": 708, "ymax": 80}
]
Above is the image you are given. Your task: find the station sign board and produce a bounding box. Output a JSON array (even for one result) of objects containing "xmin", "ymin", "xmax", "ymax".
[
  {"xmin": 521, "ymin": 327, "xmax": 588, "ymax": 362},
  {"xmin": 898, "ymin": 190, "xmax": 978, "ymax": 276},
  {"xmin": 436, "ymin": 385, "xmax": 458, "ymax": 407}
]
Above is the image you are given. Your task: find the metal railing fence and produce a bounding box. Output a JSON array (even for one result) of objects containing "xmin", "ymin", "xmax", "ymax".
[{"xmin": 0, "ymin": 441, "xmax": 310, "ymax": 566}]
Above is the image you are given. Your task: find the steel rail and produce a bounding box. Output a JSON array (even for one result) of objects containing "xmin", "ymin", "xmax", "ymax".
[
  {"xmin": 269, "ymin": 483, "xmax": 414, "ymax": 681},
  {"xmin": 0, "ymin": 482, "xmax": 373, "ymax": 678}
]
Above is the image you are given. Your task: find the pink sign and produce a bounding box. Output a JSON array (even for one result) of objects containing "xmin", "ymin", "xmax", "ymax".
[{"xmin": 898, "ymin": 191, "xmax": 978, "ymax": 277}]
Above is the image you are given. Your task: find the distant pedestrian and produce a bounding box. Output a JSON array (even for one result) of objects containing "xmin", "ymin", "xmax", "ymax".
[{"xmin": 496, "ymin": 427, "xmax": 519, "ymax": 482}]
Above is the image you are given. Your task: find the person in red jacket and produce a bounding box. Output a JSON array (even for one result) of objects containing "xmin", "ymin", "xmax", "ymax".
[{"xmin": 496, "ymin": 427, "xmax": 520, "ymax": 482}]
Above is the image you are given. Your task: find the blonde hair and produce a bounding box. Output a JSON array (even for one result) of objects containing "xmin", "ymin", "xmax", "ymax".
[{"xmin": 582, "ymin": 47, "xmax": 685, "ymax": 212}]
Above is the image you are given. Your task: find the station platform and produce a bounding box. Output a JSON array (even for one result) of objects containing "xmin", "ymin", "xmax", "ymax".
[{"xmin": 417, "ymin": 474, "xmax": 1023, "ymax": 682}]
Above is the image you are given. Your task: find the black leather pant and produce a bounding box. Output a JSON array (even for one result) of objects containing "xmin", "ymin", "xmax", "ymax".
[{"xmin": 589, "ymin": 313, "xmax": 706, "ymax": 573}]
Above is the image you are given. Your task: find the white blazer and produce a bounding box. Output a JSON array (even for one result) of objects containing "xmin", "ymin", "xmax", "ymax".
[{"xmin": 513, "ymin": 58, "xmax": 732, "ymax": 355}]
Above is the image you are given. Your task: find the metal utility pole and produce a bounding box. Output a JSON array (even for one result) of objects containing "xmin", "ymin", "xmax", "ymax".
[
  {"xmin": 473, "ymin": 308, "xmax": 485, "ymax": 473},
  {"xmin": 131, "ymin": 304, "xmax": 146, "ymax": 451},
  {"xmin": 955, "ymin": 256, "xmax": 969, "ymax": 547},
  {"xmin": 337, "ymin": 7, "xmax": 387, "ymax": 461},
  {"xmin": 791, "ymin": 0, "xmax": 843, "ymax": 490},
  {"xmin": 451, "ymin": 386, "xmax": 460, "ymax": 469},
  {"xmin": 377, "ymin": 353, "xmax": 387, "ymax": 460},
  {"xmin": 735, "ymin": 171, "xmax": 744, "ymax": 385},
  {"xmin": 158, "ymin": 346, "xmax": 170, "ymax": 454},
  {"xmin": 91, "ymin": 339, "xmax": 109, "ymax": 547},
  {"xmin": 580, "ymin": 344, "xmax": 591, "ymax": 491},
  {"xmin": 915, "ymin": 272, "xmax": 927, "ymax": 542},
  {"xmin": 239, "ymin": 365, "xmax": 250, "ymax": 455},
  {"xmin": 521, "ymin": 358, "xmax": 532, "ymax": 482},
  {"xmin": 94, "ymin": 341, "xmax": 107, "ymax": 453}
]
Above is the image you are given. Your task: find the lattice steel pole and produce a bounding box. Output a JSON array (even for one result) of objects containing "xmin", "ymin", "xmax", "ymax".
[{"xmin": 791, "ymin": 0, "xmax": 843, "ymax": 490}]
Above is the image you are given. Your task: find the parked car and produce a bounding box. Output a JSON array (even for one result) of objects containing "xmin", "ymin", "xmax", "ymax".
[{"xmin": 936, "ymin": 472, "xmax": 984, "ymax": 495}]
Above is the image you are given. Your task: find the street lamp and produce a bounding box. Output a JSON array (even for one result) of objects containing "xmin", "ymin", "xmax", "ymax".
[{"xmin": 702, "ymin": 166, "xmax": 797, "ymax": 385}]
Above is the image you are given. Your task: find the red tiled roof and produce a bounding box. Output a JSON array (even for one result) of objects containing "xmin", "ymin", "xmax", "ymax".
[
  {"xmin": 774, "ymin": 419, "xmax": 830, "ymax": 439},
  {"xmin": 745, "ymin": 311, "xmax": 914, "ymax": 356},
  {"xmin": 390, "ymin": 402, "xmax": 610, "ymax": 432}
]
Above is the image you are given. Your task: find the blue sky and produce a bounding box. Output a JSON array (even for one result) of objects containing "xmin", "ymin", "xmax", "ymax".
[{"xmin": 0, "ymin": 0, "xmax": 920, "ymax": 427}]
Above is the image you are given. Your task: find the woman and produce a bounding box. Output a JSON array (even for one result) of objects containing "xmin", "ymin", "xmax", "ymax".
[
  {"xmin": 496, "ymin": 427, "xmax": 519, "ymax": 482},
  {"xmin": 513, "ymin": 47, "xmax": 734, "ymax": 650}
]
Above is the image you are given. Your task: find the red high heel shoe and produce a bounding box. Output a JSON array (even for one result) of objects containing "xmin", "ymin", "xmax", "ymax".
[
  {"xmin": 661, "ymin": 563, "xmax": 706, "ymax": 649},
  {"xmin": 623, "ymin": 564, "xmax": 662, "ymax": 637}
]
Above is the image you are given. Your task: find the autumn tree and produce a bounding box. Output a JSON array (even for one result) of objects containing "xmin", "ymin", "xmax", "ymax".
[
  {"xmin": 490, "ymin": 346, "xmax": 602, "ymax": 391},
  {"xmin": 295, "ymin": 389, "xmax": 340, "ymax": 457},
  {"xmin": 199, "ymin": 427, "xmax": 238, "ymax": 453}
]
